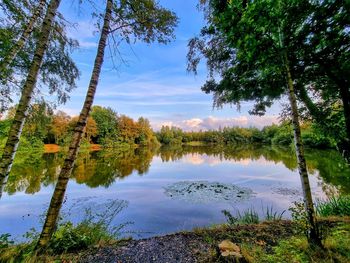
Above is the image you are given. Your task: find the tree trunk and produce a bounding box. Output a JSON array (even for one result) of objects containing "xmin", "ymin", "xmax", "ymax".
[
  {"xmin": 284, "ymin": 54, "xmax": 321, "ymax": 245},
  {"xmin": 338, "ymin": 83, "xmax": 350, "ymax": 160},
  {"xmin": 0, "ymin": 0, "xmax": 61, "ymax": 198},
  {"xmin": 0, "ymin": 0, "xmax": 47, "ymax": 75},
  {"xmin": 36, "ymin": 0, "xmax": 112, "ymax": 250}
]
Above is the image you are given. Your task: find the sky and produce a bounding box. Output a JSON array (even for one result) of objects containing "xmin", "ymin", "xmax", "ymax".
[{"xmin": 56, "ymin": 0, "xmax": 281, "ymax": 131}]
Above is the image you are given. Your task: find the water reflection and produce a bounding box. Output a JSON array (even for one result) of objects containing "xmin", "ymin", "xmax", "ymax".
[{"xmin": 4, "ymin": 144, "xmax": 350, "ymax": 195}]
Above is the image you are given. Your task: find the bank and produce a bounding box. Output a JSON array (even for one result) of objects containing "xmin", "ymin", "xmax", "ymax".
[{"xmin": 1, "ymin": 216, "xmax": 349, "ymax": 263}]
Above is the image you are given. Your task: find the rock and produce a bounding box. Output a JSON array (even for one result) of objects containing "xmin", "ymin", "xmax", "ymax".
[{"xmin": 218, "ymin": 240, "xmax": 242, "ymax": 258}]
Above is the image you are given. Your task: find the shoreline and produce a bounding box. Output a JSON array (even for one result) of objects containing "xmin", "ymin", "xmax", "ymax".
[{"xmin": 48, "ymin": 217, "xmax": 350, "ymax": 262}]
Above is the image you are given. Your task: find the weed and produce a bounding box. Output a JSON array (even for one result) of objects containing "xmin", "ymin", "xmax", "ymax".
[{"xmin": 264, "ymin": 205, "xmax": 285, "ymax": 221}]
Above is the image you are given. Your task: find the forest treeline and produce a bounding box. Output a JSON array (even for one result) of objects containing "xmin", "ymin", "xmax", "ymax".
[
  {"xmin": 0, "ymin": 104, "xmax": 158, "ymax": 149},
  {"xmin": 0, "ymin": 102, "xmax": 339, "ymax": 151},
  {"xmin": 156, "ymin": 121, "xmax": 336, "ymax": 148}
]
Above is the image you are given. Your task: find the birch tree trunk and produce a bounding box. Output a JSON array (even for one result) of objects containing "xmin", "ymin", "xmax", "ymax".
[
  {"xmin": 0, "ymin": 0, "xmax": 61, "ymax": 198},
  {"xmin": 284, "ymin": 54, "xmax": 321, "ymax": 245},
  {"xmin": 0, "ymin": 0, "xmax": 47, "ymax": 75},
  {"xmin": 338, "ymin": 83, "xmax": 350, "ymax": 160},
  {"xmin": 36, "ymin": 0, "xmax": 113, "ymax": 250}
]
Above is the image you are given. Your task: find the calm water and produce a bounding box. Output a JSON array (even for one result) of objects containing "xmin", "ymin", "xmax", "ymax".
[{"xmin": 0, "ymin": 144, "xmax": 349, "ymax": 241}]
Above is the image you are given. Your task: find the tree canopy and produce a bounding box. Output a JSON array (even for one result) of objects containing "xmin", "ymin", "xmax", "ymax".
[{"xmin": 188, "ymin": 0, "xmax": 350, "ymax": 149}]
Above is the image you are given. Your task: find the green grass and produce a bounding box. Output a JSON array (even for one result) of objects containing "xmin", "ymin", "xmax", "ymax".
[
  {"xmin": 222, "ymin": 206, "xmax": 285, "ymax": 226},
  {"xmin": 316, "ymin": 196, "xmax": 350, "ymax": 217},
  {"xmin": 0, "ymin": 200, "xmax": 130, "ymax": 262}
]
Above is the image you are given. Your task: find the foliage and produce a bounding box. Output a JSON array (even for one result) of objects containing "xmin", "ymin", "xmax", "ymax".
[
  {"xmin": 188, "ymin": 0, "xmax": 350, "ymax": 155},
  {"xmin": 289, "ymin": 201, "xmax": 313, "ymax": 238},
  {"xmin": 316, "ymin": 196, "xmax": 350, "ymax": 217},
  {"xmin": 0, "ymin": 234, "xmax": 14, "ymax": 249},
  {"xmin": 156, "ymin": 121, "xmax": 335, "ymax": 149},
  {"xmin": 0, "ymin": 0, "xmax": 80, "ymax": 112},
  {"xmin": 90, "ymin": 106, "xmax": 119, "ymax": 144},
  {"xmin": 0, "ymin": 105, "xmax": 158, "ymax": 150}
]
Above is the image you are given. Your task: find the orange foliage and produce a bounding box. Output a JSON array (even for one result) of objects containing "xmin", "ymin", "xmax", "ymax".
[{"xmin": 51, "ymin": 111, "xmax": 71, "ymax": 143}]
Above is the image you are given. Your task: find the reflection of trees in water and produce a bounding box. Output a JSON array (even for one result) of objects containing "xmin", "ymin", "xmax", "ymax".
[
  {"xmin": 4, "ymin": 144, "xmax": 350, "ymax": 195},
  {"xmin": 5, "ymin": 147, "xmax": 156, "ymax": 194},
  {"xmin": 159, "ymin": 144, "xmax": 350, "ymax": 193}
]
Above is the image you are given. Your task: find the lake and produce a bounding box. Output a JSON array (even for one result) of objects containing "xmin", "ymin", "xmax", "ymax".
[{"xmin": 0, "ymin": 144, "xmax": 349, "ymax": 241}]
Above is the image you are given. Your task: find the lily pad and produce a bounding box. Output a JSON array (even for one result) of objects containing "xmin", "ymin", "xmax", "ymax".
[{"xmin": 164, "ymin": 181, "xmax": 255, "ymax": 204}]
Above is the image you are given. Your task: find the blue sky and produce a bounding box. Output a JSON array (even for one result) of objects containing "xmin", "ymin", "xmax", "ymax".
[{"xmin": 57, "ymin": 0, "xmax": 280, "ymax": 131}]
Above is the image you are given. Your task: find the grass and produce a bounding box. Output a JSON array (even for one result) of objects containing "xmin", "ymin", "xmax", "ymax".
[
  {"xmin": 240, "ymin": 223, "xmax": 350, "ymax": 263},
  {"xmin": 0, "ymin": 200, "xmax": 130, "ymax": 262},
  {"xmin": 316, "ymin": 196, "xmax": 350, "ymax": 217},
  {"xmin": 222, "ymin": 206, "xmax": 285, "ymax": 226}
]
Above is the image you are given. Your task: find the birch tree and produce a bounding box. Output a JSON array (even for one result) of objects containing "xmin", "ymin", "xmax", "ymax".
[{"xmin": 36, "ymin": 0, "xmax": 177, "ymax": 249}]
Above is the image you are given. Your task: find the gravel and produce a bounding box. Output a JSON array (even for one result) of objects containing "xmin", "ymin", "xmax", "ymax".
[{"xmin": 79, "ymin": 233, "xmax": 210, "ymax": 263}]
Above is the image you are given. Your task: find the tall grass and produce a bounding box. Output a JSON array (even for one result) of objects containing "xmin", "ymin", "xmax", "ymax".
[
  {"xmin": 222, "ymin": 205, "xmax": 285, "ymax": 225},
  {"xmin": 316, "ymin": 196, "xmax": 350, "ymax": 217},
  {"xmin": 0, "ymin": 199, "xmax": 130, "ymax": 262}
]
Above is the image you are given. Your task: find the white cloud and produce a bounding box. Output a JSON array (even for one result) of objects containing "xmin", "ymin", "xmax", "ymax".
[{"xmin": 153, "ymin": 115, "xmax": 278, "ymax": 131}]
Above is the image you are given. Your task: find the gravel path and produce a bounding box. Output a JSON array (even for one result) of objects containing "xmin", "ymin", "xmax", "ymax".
[{"xmin": 79, "ymin": 233, "xmax": 210, "ymax": 263}]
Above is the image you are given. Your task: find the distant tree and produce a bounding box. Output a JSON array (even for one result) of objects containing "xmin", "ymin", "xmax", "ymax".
[
  {"xmin": 136, "ymin": 117, "xmax": 155, "ymax": 145},
  {"xmin": 90, "ymin": 105, "xmax": 118, "ymax": 143},
  {"xmin": 118, "ymin": 115, "xmax": 140, "ymax": 144},
  {"xmin": 85, "ymin": 117, "xmax": 98, "ymax": 143},
  {"xmin": 158, "ymin": 126, "xmax": 174, "ymax": 144},
  {"xmin": 22, "ymin": 102, "xmax": 53, "ymax": 142},
  {"xmin": 50, "ymin": 111, "xmax": 71, "ymax": 144}
]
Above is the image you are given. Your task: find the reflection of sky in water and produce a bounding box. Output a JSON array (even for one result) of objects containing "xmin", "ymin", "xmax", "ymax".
[{"xmin": 0, "ymin": 148, "xmax": 333, "ymax": 241}]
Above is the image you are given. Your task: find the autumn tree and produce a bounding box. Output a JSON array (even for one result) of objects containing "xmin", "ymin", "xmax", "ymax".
[
  {"xmin": 50, "ymin": 111, "xmax": 71, "ymax": 144},
  {"xmin": 69, "ymin": 116, "xmax": 98, "ymax": 143},
  {"xmin": 37, "ymin": 0, "xmax": 178, "ymax": 249},
  {"xmin": 118, "ymin": 115, "xmax": 140, "ymax": 144},
  {"xmin": 136, "ymin": 117, "xmax": 155, "ymax": 145}
]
